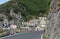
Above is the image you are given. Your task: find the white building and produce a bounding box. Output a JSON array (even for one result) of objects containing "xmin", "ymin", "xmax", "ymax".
[
  {"xmin": 22, "ymin": 17, "xmax": 47, "ymax": 31},
  {"xmin": 35, "ymin": 17, "xmax": 47, "ymax": 31}
]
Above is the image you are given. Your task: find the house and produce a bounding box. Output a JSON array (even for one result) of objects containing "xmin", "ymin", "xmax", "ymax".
[{"xmin": 22, "ymin": 17, "xmax": 47, "ymax": 31}]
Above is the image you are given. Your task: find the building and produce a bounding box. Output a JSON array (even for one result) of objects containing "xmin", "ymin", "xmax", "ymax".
[
  {"xmin": 0, "ymin": 10, "xmax": 23, "ymax": 33},
  {"xmin": 22, "ymin": 17, "xmax": 47, "ymax": 31},
  {"xmin": 35, "ymin": 17, "xmax": 46, "ymax": 31}
]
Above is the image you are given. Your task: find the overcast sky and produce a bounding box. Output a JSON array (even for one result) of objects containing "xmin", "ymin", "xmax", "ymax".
[{"xmin": 0, "ymin": 0, "xmax": 10, "ymax": 5}]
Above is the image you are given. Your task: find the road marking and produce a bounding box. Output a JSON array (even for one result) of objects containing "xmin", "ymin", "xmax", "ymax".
[{"xmin": 41, "ymin": 34, "xmax": 43, "ymax": 39}]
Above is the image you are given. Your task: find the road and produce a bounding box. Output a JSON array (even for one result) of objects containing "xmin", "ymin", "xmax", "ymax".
[{"xmin": 0, "ymin": 31, "xmax": 43, "ymax": 39}]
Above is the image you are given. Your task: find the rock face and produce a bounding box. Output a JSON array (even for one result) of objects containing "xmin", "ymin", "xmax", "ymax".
[
  {"xmin": 45, "ymin": 0, "xmax": 60, "ymax": 39},
  {"xmin": 0, "ymin": 14, "xmax": 9, "ymax": 27},
  {"xmin": 0, "ymin": 10, "xmax": 23, "ymax": 28}
]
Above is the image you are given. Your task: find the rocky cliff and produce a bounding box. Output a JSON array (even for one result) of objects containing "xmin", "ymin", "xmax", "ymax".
[{"xmin": 44, "ymin": 0, "xmax": 60, "ymax": 39}]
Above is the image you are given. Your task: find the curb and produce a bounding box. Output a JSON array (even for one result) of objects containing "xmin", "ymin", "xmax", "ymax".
[{"xmin": 0, "ymin": 32, "xmax": 26, "ymax": 39}]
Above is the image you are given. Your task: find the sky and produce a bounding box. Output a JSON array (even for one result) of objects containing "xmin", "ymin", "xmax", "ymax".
[{"xmin": 0, "ymin": 0, "xmax": 10, "ymax": 5}]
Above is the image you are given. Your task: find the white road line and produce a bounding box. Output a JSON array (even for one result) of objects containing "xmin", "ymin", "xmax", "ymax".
[{"xmin": 41, "ymin": 34, "xmax": 43, "ymax": 39}]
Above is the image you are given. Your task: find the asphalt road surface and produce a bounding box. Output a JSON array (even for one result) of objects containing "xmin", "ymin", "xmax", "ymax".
[{"xmin": 0, "ymin": 31, "xmax": 43, "ymax": 39}]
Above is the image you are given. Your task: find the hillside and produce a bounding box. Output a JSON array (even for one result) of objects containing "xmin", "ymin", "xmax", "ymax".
[{"xmin": 0, "ymin": 0, "xmax": 50, "ymax": 21}]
